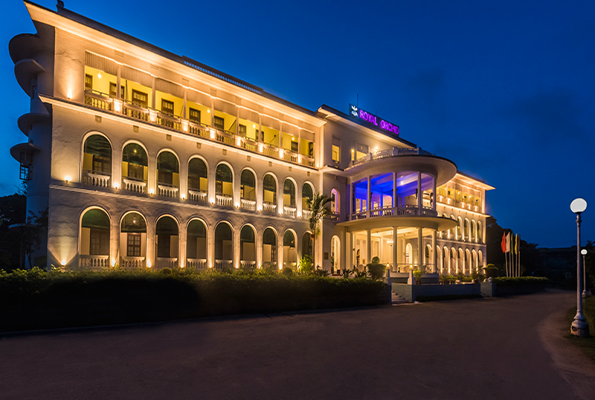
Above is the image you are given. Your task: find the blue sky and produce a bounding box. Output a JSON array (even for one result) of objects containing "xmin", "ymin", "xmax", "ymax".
[{"xmin": 2, "ymin": 0, "xmax": 595, "ymax": 248}]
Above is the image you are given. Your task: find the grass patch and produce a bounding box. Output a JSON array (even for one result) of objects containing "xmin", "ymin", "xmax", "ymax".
[{"xmin": 566, "ymin": 296, "xmax": 595, "ymax": 365}]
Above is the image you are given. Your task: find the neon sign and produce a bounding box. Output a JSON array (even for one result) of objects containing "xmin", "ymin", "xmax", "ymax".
[{"xmin": 349, "ymin": 104, "xmax": 399, "ymax": 135}]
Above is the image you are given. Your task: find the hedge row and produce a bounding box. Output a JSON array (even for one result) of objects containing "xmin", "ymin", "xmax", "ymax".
[
  {"xmin": 0, "ymin": 268, "xmax": 387, "ymax": 332},
  {"xmin": 492, "ymin": 276, "xmax": 549, "ymax": 287}
]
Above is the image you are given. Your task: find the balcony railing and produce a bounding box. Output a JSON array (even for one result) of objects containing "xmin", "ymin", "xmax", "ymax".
[
  {"xmin": 216, "ymin": 194, "xmax": 233, "ymax": 207},
  {"xmin": 350, "ymin": 147, "xmax": 432, "ymax": 168},
  {"xmin": 350, "ymin": 206, "xmax": 438, "ymax": 220},
  {"xmin": 215, "ymin": 259, "xmax": 233, "ymax": 270},
  {"xmin": 263, "ymin": 203, "xmax": 277, "ymax": 213},
  {"xmin": 284, "ymin": 206, "xmax": 296, "ymax": 218},
  {"xmin": 155, "ymin": 257, "xmax": 178, "ymax": 269},
  {"xmin": 123, "ymin": 177, "xmax": 147, "ymax": 193},
  {"xmin": 120, "ymin": 256, "xmax": 146, "ymax": 268},
  {"xmin": 83, "ymin": 170, "xmax": 111, "ymax": 188},
  {"xmin": 188, "ymin": 189, "xmax": 207, "ymax": 203},
  {"xmin": 187, "ymin": 258, "xmax": 207, "ymax": 271},
  {"xmin": 158, "ymin": 183, "xmax": 179, "ymax": 198},
  {"xmin": 302, "ymin": 210, "xmax": 312, "ymax": 219},
  {"xmin": 83, "ymin": 90, "xmax": 315, "ymax": 168},
  {"xmin": 79, "ymin": 254, "xmax": 109, "ymax": 269},
  {"xmin": 241, "ymin": 198, "xmax": 256, "ymax": 211},
  {"xmin": 389, "ymin": 263, "xmax": 435, "ymax": 274}
]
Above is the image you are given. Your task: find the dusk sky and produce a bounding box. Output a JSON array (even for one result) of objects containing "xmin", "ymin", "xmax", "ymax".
[{"xmin": 2, "ymin": 0, "xmax": 594, "ymax": 248}]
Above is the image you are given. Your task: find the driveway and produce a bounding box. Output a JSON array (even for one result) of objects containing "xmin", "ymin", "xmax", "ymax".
[{"xmin": 0, "ymin": 289, "xmax": 593, "ymax": 400}]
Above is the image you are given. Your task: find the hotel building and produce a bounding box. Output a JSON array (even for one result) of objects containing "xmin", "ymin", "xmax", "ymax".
[{"xmin": 10, "ymin": 1, "xmax": 494, "ymax": 276}]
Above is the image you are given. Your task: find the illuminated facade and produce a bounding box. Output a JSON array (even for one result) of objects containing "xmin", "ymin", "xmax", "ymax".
[{"xmin": 11, "ymin": 1, "xmax": 493, "ymax": 275}]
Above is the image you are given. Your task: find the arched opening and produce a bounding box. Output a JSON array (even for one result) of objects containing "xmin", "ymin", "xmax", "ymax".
[
  {"xmin": 283, "ymin": 179, "xmax": 296, "ymax": 211},
  {"xmin": 215, "ymin": 222, "xmax": 233, "ymax": 269},
  {"xmin": 457, "ymin": 217, "xmax": 463, "ymax": 240},
  {"xmin": 459, "ymin": 249, "xmax": 465, "ymax": 274},
  {"xmin": 157, "ymin": 151, "xmax": 179, "ymax": 197},
  {"xmin": 464, "ymin": 219, "xmax": 469, "ymax": 241},
  {"xmin": 477, "ymin": 221, "xmax": 483, "ymax": 243},
  {"xmin": 331, "ymin": 235, "xmax": 340, "ymax": 274},
  {"xmin": 331, "ymin": 188, "xmax": 339, "ymax": 214},
  {"xmin": 471, "ymin": 220, "xmax": 477, "ymax": 242},
  {"xmin": 302, "ymin": 183, "xmax": 314, "ymax": 213},
  {"xmin": 451, "ymin": 215, "xmax": 457, "ymax": 239},
  {"xmin": 82, "ymin": 134, "xmax": 112, "ymax": 187},
  {"xmin": 472, "ymin": 249, "xmax": 478, "ymax": 272},
  {"xmin": 215, "ymin": 164, "xmax": 233, "ymax": 204},
  {"xmin": 120, "ymin": 212, "xmax": 147, "ymax": 267},
  {"xmin": 425, "ymin": 244, "xmax": 432, "ymax": 272},
  {"xmin": 155, "ymin": 216, "xmax": 178, "ymax": 268},
  {"xmin": 80, "ymin": 208, "xmax": 110, "ymax": 268},
  {"xmin": 451, "ymin": 248, "xmax": 457, "ymax": 274},
  {"xmin": 240, "ymin": 225, "xmax": 256, "ymax": 266},
  {"xmin": 302, "ymin": 231, "xmax": 312, "ymax": 259},
  {"xmin": 443, "ymin": 246, "xmax": 449, "ymax": 274},
  {"xmin": 262, "ymin": 228, "xmax": 277, "ymax": 269},
  {"xmin": 187, "ymin": 219, "xmax": 207, "ymax": 270},
  {"xmin": 188, "ymin": 158, "xmax": 208, "ymax": 202},
  {"xmin": 283, "ymin": 230, "xmax": 297, "ymax": 269},
  {"xmin": 263, "ymin": 174, "xmax": 277, "ymax": 211},
  {"xmin": 122, "ymin": 143, "xmax": 148, "ymax": 192},
  {"xmin": 405, "ymin": 243, "xmax": 413, "ymax": 267},
  {"xmin": 478, "ymin": 250, "xmax": 483, "ymax": 268},
  {"xmin": 240, "ymin": 169, "xmax": 256, "ymax": 204}
]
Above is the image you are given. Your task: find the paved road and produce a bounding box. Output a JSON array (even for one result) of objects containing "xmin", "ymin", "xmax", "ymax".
[{"xmin": 0, "ymin": 290, "xmax": 593, "ymax": 400}]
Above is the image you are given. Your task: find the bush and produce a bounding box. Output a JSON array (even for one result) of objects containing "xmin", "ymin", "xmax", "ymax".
[
  {"xmin": 282, "ymin": 267, "xmax": 294, "ymax": 276},
  {"xmin": 493, "ymin": 276, "xmax": 549, "ymax": 287},
  {"xmin": 367, "ymin": 262, "xmax": 386, "ymax": 281},
  {"xmin": 298, "ymin": 255, "xmax": 313, "ymax": 274}
]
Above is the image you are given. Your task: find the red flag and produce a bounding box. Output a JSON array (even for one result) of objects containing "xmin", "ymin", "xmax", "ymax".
[{"xmin": 501, "ymin": 232, "xmax": 506, "ymax": 253}]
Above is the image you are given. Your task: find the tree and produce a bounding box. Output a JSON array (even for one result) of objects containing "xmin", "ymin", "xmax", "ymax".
[{"xmin": 307, "ymin": 193, "xmax": 331, "ymax": 268}]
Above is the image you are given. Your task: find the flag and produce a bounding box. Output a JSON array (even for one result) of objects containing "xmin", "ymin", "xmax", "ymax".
[
  {"xmin": 501, "ymin": 232, "xmax": 506, "ymax": 253},
  {"xmin": 506, "ymin": 232, "xmax": 511, "ymax": 253}
]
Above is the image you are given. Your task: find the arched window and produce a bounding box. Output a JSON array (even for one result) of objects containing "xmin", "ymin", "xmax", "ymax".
[
  {"xmin": 283, "ymin": 230, "xmax": 297, "ymax": 268},
  {"xmin": 155, "ymin": 216, "xmax": 178, "ymax": 261},
  {"xmin": 215, "ymin": 164, "xmax": 233, "ymax": 198},
  {"xmin": 122, "ymin": 143, "xmax": 148, "ymax": 191},
  {"xmin": 262, "ymin": 228, "xmax": 277, "ymax": 268},
  {"xmin": 187, "ymin": 220, "xmax": 207, "ymax": 261},
  {"xmin": 120, "ymin": 212, "xmax": 147, "ymax": 267},
  {"xmin": 451, "ymin": 215, "xmax": 457, "ymax": 239},
  {"xmin": 215, "ymin": 222, "xmax": 233, "ymax": 267},
  {"xmin": 240, "ymin": 170, "xmax": 256, "ymax": 201},
  {"xmin": 284, "ymin": 179, "xmax": 296, "ymax": 208},
  {"xmin": 477, "ymin": 221, "xmax": 483, "ymax": 243},
  {"xmin": 240, "ymin": 225, "xmax": 256, "ymax": 265},
  {"xmin": 80, "ymin": 208, "xmax": 110, "ymax": 258},
  {"xmin": 457, "ymin": 217, "xmax": 463, "ymax": 240},
  {"xmin": 331, "ymin": 188, "xmax": 339, "ymax": 214},
  {"xmin": 302, "ymin": 231, "xmax": 312, "ymax": 259},
  {"xmin": 263, "ymin": 174, "xmax": 277, "ymax": 205},
  {"xmin": 83, "ymin": 135, "xmax": 112, "ymax": 187},
  {"xmin": 331, "ymin": 235, "xmax": 340, "ymax": 273},
  {"xmin": 425, "ymin": 244, "xmax": 432, "ymax": 271},
  {"xmin": 443, "ymin": 246, "xmax": 449, "ymax": 274},
  {"xmin": 459, "ymin": 249, "xmax": 465, "ymax": 273},
  {"xmin": 302, "ymin": 183, "xmax": 314, "ymax": 211},
  {"xmin": 464, "ymin": 219, "xmax": 469, "ymax": 241},
  {"xmin": 188, "ymin": 158, "xmax": 208, "ymax": 193},
  {"xmin": 451, "ymin": 248, "xmax": 457, "ymax": 273},
  {"xmin": 157, "ymin": 151, "xmax": 179, "ymax": 186}
]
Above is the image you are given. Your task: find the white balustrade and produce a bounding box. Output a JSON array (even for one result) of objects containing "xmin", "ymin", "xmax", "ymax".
[
  {"xmin": 263, "ymin": 203, "xmax": 277, "ymax": 213},
  {"xmin": 216, "ymin": 195, "xmax": 233, "ymax": 207},
  {"xmin": 284, "ymin": 206, "xmax": 296, "ymax": 218},
  {"xmin": 189, "ymin": 189, "xmax": 207, "ymax": 202},
  {"xmin": 187, "ymin": 259, "xmax": 208, "ymax": 271},
  {"xmin": 241, "ymin": 198, "xmax": 256, "ymax": 211},
  {"xmin": 158, "ymin": 184, "xmax": 179, "ymax": 198},
  {"xmin": 79, "ymin": 255, "xmax": 109, "ymax": 269},
  {"xmin": 120, "ymin": 256, "xmax": 146, "ymax": 269},
  {"xmin": 123, "ymin": 178, "xmax": 146, "ymax": 193}
]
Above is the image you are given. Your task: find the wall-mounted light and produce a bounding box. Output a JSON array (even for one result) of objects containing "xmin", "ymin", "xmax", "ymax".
[
  {"xmin": 258, "ymin": 144, "xmax": 263, "ymax": 152},
  {"xmin": 113, "ymin": 182, "xmax": 120, "ymax": 190},
  {"xmin": 279, "ymin": 149, "xmax": 284, "ymax": 158},
  {"xmin": 209, "ymin": 198, "xmax": 215, "ymax": 205},
  {"xmin": 210, "ymin": 129, "xmax": 215, "ymax": 139},
  {"xmin": 97, "ymin": 72, "xmax": 102, "ymax": 79},
  {"xmin": 149, "ymin": 188, "xmax": 155, "ymax": 195},
  {"xmin": 147, "ymin": 261, "xmax": 152, "ymax": 268},
  {"xmin": 113, "ymin": 99, "xmax": 122, "ymax": 113},
  {"xmin": 64, "ymin": 176, "xmax": 71, "ymax": 183},
  {"xmin": 235, "ymin": 202, "xmax": 240, "ymax": 208},
  {"xmin": 182, "ymin": 120, "xmax": 188, "ymax": 132},
  {"xmin": 111, "ymin": 259, "xmax": 116, "ymax": 267},
  {"xmin": 181, "ymin": 193, "xmax": 186, "ymax": 200}
]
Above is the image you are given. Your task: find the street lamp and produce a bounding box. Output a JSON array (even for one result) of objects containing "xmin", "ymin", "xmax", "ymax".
[
  {"xmin": 570, "ymin": 198, "xmax": 589, "ymax": 337},
  {"xmin": 581, "ymin": 249, "xmax": 589, "ymax": 298}
]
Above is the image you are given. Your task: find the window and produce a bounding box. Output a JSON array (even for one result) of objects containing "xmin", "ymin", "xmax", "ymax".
[
  {"xmin": 214, "ymin": 116, "xmax": 225, "ymax": 130},
  {"xmin": 90, "ymin": 228, "xmax": 109, "ymax": 255},
  {"xmin": 239, "ymin": 124, "xmax": 247, "ymax": 136},
  {"xmin": 109, "ymin": 82, "xmax": 125, "ymax": 99},
  {"xmin": 157, "ymin": 235, "xmax": 171, "ymax": 258},
  {"xmin": 308, "ymin": 142, "xmax": 314, "ymax": 157},
  {"xmin": 161, "ymin": 99, "xmax": 174, "ymax": 115},
  {"xmin": 355, "ymin": 144, "xmax": 368, "ymax": 160},
  {"xmin": 85, "ymin": 74, "xmax": 93, "ymax": 91},
  {"xmin": 127, "ymin": 233, "xmax": 141, "ymax": 257},
  {"xmin": 189, "ymin": 108, "xmax": 201, "ymax": 124},
  {"xmin": 128, "ymin": 164, "xmax": 144, "ymax": 180},
  {"xmin": 291, "ymin": 141, "xmax": 298, "ymax": 152},
  {"xmin": 332, "ymin": 145, "xmax": 340, "ymax": 163},
  {"xmin": 132, "ymin": 90, "xmax": 148, "ymax": 108}
]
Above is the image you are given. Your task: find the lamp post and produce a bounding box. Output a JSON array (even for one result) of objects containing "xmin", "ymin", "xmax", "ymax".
[
  {"xmin": 570, "ymin": 198, "xmax": 589, "ymax": 337},
  {"xmin": 581, "ymin": 249, "xmax": 589, "ymax": 298}
]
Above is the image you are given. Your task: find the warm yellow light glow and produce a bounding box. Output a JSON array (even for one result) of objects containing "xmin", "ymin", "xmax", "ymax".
[
  {"xmin": 113, "ymin": 99, "xmax": 122, "ymax": 112},
  {"xmin": 147, "ymin": 261, "xmax": 152, "ymax": 268},
  {"xmin": 149, "ymin": 188, "xmax": 155, "ymax": 195},
  {"xmin": 111, "ymin": 259, "xmax": 116, "ymax": 267},
  {"xmin": 181, "ymin": 193, "xmax": 186, "ymax": 200},
  {"xmin": 113, "ymin": 182, "xmax": 120, "ymax": 189},
  {"xmin": 210, "ymin": 129, "xmax": 215, "ymax": 139},
  {"xmin": 292, "ymin": 136, "xmax": 296, "ymax": 141},
  {"xmin": 64, "ymin": 176, "xmax": 71, "ymax": 183},
  {"xmin": 209, "ymin": 198, "xmax": 215, "ymax": 205},
  {"xmin": 149, "ymin": 110, "xmax": 157, "ymax": 122},
  {"xmin": 235, "ymin": 202, "xmax": 240, "ymax": 208},
  {"xmin": 257, "ymin": 206, "xmax": 262, "ymax": 211},
  {"xmin": 278, "ymin": 265, "xmax": 283, "ymax": 270},
  {"xmin": 279, "ymin": 149, "xmax": 284, "ymax": 158},
  {"xmin": 236, "ymin": 138, "xmax": 241, "ymax": 146},
  {"xmin": 182, "ymin": 121, "xmax": 188, "ymax": 132},
  {"xmin": 258, "ymin": 144, "xmax": 263, "ymax": 152},
  {"xmin": 97, "ymin": 72, "xmax": 102, "ymax": 79},
  {"xmin": 297, "ymin": 212, "xmax": 302, "ymax": 218},
  {"xmin": 298, "ymin": 155, "xmax": 302, "ymax": 163},
  {"xmin": 61, "ymin": 260, "xmax": 66, "ymax": 266},
  {"xmin": 252, "ymin": 124, "xmax": 256, "ymax": 128},
  {"xmin": 207, "ymin": 109, "xmax": 210, "ymax": 113},
  {"xmin": 278, "ymin": 210, "xmax": 283, "ymax": 215}
]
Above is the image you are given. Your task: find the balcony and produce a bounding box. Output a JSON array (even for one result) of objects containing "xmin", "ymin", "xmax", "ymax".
[
  {"xmin": 188, "ymin": 190, "xmax": 207, "ymax": 203},
  {"xmin": 284, "ymin": 206, "xmax": 296, "ymax": 218},
  {"xmin": 216, "ymin": 194, "xmax": 233, "ymax": 207},
  {"xmin": 241, "ymin": 198, "xmax": 256, "ymax": 211},
  {"xmin": 122, "ymin": 177, "xmax": 147, "ymax": 193},
  {"xmin": 158, "ymin": 183, "xmax": 179, "ymax": 198},
  {"xmin": 79, "ymin": 255, "xmax": 109, "ymax": 269},
  {"xmin": 187, "ymin": 258, "xmax": 208, "ymax": 271},
  {"xmin": 83, "ymin": 90, "xmax": 315, "ymax": 168},
  {"xmin": 350, "ymin": 206, "xmax": 438, "ymax": 221},
  {"xmin": 83, "ymin": 170, "xmax": 111, "ymax": 188},
  {"xmin": 120, "ymin": 256, "xmax": 146, "ymax": 268}
]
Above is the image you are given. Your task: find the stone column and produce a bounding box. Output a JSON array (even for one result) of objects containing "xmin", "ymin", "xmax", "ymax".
[
  {"xmin": 367, "ymin": 176, "xmax": 371, "ymax": 218},
  {"xmin": 417, "ymin": 172, "xmax": 422, "ymax": 215},
  {"xmin": 366, "ymin": 229, "xmax": 372, "ymax": 266},
  {"xmin": 432, "ymin": 230, "xmax": 437, "ymax": 273},
  {"xmin": 432, "ymin": 174, "xmax": 437, "ymax": 211},
  {"xmin": 418, "ymin": 227, "xmax": 423, "ymax": 271},
  {"xmin": 392, "ymin": 227, "xmax": 398, "ymax": 272}
]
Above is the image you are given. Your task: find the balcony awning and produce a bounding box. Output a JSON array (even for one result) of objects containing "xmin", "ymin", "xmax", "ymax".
[
  {"xmin": 10, "ymin": 142, "xmax": 41, "ymax": 163},
  {"xmin": 337, "ymin": 215, "xmax": 458, "ymax": 232},
  {"xmin": 15, "ymin": 59, "xmax": 45, "ymax": 97}
]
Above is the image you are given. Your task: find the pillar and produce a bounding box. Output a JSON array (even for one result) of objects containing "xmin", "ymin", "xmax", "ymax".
[
  {"xmin": 417, "ymin": 171, "xmax": 422, "ymax": 215},
  {"xmin": 392, "ymin": 227, "xmax": 398, "ymax": 272},
  {"xmin": 432, "ymin": 230, "xmax": 437, "ymax": 273},
  {"xmin": 367, "ymin": 176, "xmax": 371, "ymax": 218},
  {"xmin": 393, "ymin": 172, "xmax": 398, "ymax": 209},
  {"xmin": 418, "ymin": 227, "xmax": 423, "ymax": 270},
  {"xmin": 366, "ymin": 229, "xmax": 371, "ymax": 266},
  {"xmin": 346, "ymin": 231, "xmax": 352, "ymax": 269},
  {"xmin": 432, "ymin": 175, "xmax": 437, "ymax": 211}
]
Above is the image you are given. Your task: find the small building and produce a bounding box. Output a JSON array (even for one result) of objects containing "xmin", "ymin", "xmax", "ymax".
[{"xmin": 10, "ymin": 1, "xmax": 494, "ymax": 275}]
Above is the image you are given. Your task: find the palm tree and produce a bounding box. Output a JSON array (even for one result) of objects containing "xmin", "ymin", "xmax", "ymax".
[{"xmin": 307, "ymin": 193, "xmax": 331, "ymax": 267}]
